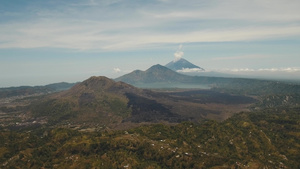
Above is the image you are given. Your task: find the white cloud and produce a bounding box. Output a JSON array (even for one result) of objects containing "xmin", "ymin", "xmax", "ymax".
[
  {"xmin": 219, "ymin": 67, "xmax": 300, "ymax": 73},
  {"xmin": 230, "ymin": 68, "xmax": 255, "ymax": 72},
  {"xmin": 146, "ymin": 0, "xmax": 300, "ymax": 22},
  {"xmin": 177, "ymin": 68, "xmax": 204, "ymax": 73},
  {"xmin": 258, "ymin": 68, "xmax": 300, "ymax": 73},
  {"xmin": 213, "ymin": 67, "xmax": 300, "ymax": 80},
  {"xmin": 174, "ymin": 44, "xmax": 184, "ymax": 61},
  {"xmin": 113, "ymin": 68, "xmax": 121, "ymax": 73},
  {"xmin": 0, "ymin": 0, "xmax": 300, "ymax": 50},
  {"xmin": 1, "ymin": 18, "xmax": 299, "ymax": 51}
]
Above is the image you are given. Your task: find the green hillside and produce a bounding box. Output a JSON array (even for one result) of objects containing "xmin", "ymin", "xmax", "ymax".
[
  {"xmin": 30, "ymin": 76, "xmax": 135, "ymax": 126},
  {"xmin": 0, "ymin": 107, "xmax": 298, "ymax": 168}
]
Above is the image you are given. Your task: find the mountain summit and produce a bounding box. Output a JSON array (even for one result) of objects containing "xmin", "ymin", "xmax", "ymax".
[
  {"xmin": 165, "ymin": 58, "xmax": 205, "ymax": 72},
  {"xmin": 64, "ymin": 76, "xmax": 137, "ymax": 96},
  {"xmin": 115, "ymin": 64, "xmax": 195, "ymax": 86}
]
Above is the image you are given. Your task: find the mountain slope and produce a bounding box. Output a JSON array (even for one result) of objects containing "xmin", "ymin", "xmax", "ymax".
[
  {"xmin": 115, "ymin": 64, "xmax": 205, "ymax": 88},
  {"xmin": 30, "ymin": 76, "xmax": 186, "ymax": 126},
  {"xmin": 31, "ymin": 76, "xmax": 133, "ymax": 126},
  {"xmin": 165, "ymin": 58, "xmax": 205, "ymax": 72},
  {"xmin": 1, "ymin": 107, "xmax": 298, "ymax": 168},
  {"xmin": 28, "ymin": 75, "xmax": 256, "ymax": 128},
  {"xmin": 115, "ymin": 64, "xmax": 190, "ymax": 83},
  {"xmin": 115, "ymin": 64, "xmax": 249, "ymax": 89}
]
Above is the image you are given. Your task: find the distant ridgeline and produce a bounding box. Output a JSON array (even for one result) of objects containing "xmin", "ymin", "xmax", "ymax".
[
  {"xmin": 0, "ymin": 82, "xmax": 76, "ymax": 98},
  {"xmin": 116, "ymin": 64, "xmax": 300, "ymax": 95}
]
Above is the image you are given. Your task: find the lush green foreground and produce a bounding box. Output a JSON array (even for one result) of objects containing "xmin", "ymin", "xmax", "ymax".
[{"xmin": 0, "ymin": 107, "xmax": 299, "ymax": 169}]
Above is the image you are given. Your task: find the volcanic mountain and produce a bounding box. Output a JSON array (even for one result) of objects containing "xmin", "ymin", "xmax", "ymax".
[
  {"xmin": 30, "ymin": 75, "xmax": 257, "ymax": 128},
  {"xmin": 30, "ymin": 76, "xmax": 185, "ymax": 127},
  {"xmin": 115, "ymin": 64, "xmax": 207, "ymax": 88},
  {"xmin": 115, "ymin": 64, "xmax": 236, "ymax": 89},
  {"xmin": 165, "ymin": 58, "xmax": 205, "ymax": 72},
  {"xmin": 115, "ymin": 64, "xmax": 300, "ymax": 96}
]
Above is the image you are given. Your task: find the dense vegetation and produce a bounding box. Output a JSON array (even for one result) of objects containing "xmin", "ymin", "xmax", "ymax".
[{"xmin": 0, "ymin": 107, "xmax": 298, "ymax": 168}]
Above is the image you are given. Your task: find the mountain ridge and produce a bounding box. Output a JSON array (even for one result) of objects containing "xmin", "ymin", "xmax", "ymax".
[
  {"xmin": 115, "ymin": 64, "xmax": 300, "ymax": 96},
  {"xmin": 0, "ymin": 82, "xmax": 76, "ymax": 99},
  {"xmin": 115, "ymin": 64, "xmax": 198, "ymax": 88}
]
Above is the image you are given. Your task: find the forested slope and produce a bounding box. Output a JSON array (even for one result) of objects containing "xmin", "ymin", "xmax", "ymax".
[{"xmin": 1, "ymin": 107, "xmax": 298, "ymax": 168}]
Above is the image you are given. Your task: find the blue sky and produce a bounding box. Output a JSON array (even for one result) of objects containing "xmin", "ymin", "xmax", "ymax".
[{"xmin": 1, "ymin": 0, "xmax": 300, "ymax": 87}]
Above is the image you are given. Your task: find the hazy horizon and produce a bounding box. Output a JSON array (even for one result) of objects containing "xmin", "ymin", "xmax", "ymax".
[{"xmin": 1, "ymin": 0, "xmax": 300, "ymax": 87}]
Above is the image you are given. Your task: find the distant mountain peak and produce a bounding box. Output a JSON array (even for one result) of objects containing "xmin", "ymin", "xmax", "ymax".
[
  {"xmin": 148, "ymin": 64, "xmax": 164, "ymax": 69},
  {"xmin": 115, "ymin": 65, "xmax": 189, "ymax": 86},
  {"xmin": 146, "ymin": 64, "xmax": 170, "ymax": 72},
  {"xmin": 165, "ymin": 58, "xmax": 205, "ymax": 72}
]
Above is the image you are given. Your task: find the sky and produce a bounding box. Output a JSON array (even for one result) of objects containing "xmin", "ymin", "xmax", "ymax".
[{"xmin": 1, "ymin": 0, "xmax": 300, "ymax": 87}]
